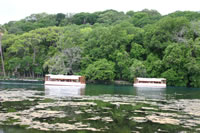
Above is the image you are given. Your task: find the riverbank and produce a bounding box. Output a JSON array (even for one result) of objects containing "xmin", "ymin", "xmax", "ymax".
[
  {"xmin": 86, "ymin": 80, "xmax": 132, "ymax": 85},
  {"xmin": 0, "ymin": 78, "xmax": 42, "ymax": 81},
  {"xmin": 0, "ymin": 76, "xmax": 43, "ymax": 81},
  {"xmin": 0, "ymin": 78, "xmax": 132, "ymax": 85},
  {"xmin": 0, "ymin": 78, "xmax": 44, "ymax": 84},
  {"xmin": 113, "ymin": 80, "xmax": 132, "ymax": 85}
]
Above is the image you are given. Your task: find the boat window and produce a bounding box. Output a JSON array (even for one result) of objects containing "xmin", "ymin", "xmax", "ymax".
[
  {"xmin": 154, "ymin": 81, "xmax": 161, "ymax": 84},
  {"xmin": 138, "ymin": 81, "xmax": 162, "ymax": 84},
  {"xmin": 46, "ymin": 77, "xmax": 83, "ymax": 83}
]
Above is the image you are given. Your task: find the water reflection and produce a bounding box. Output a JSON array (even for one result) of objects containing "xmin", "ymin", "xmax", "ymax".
[
  {"xmin": 45, "ymin": 85, "xmax": 85, "ymax": 97},
  {"xmin": 135, "ymin": 87, "xmax": 166, "ymax": 99},
  {"xmin": 85, "ymin": 84, "xmax": 134, "ymax": 96}
]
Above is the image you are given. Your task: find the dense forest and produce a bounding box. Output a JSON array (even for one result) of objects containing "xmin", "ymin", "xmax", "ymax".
[{"xmin": 0, "ymin": 9, "xmax": 200, "ymax": 87}]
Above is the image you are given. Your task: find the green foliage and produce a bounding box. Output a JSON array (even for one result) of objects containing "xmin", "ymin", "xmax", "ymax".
[
  {"xmin": 130, "ymin": 10, "xmax": 161, "ymax": 27},
  {"xmin": 56, "ymin": 13, "xmax": 65, "ymax": 26},
  {"xmin": 169, "ymin": 11, "xmax": 200, "ymax": 21},
  {"xmin": 145, "ymin": 54, "xmax": 163, "ymax": 78},
  {"xmin": 129, "ymin": 59, "xmax": 147, "ymax": 80},
  {"xmin": 162, "ymin": 44, "xmax": 188, "ymax": 86},
  {"xmin": 144, "ymin": 17, "xmax": 190, "ymax": 56},
  {"xmin": 161, "ymin": 42, "xmax": 200, "ymax": 87},
  {"xmin": 96, "ymin": 10, "xmax": 128, "ymax": 25},
  {"xmin": 84, "ymin": 59, "xmax": 115, "ymax": 81},
  {"xmin": 72, "ymin": 12, "xmax": 98, "ymax": 25},
  {"xmin": 130, "ymin": 43, "xmax": 146, "ymax": 59},
  {"xmin": 3, "ymin": 27, "xmax": 62, "ymax": 77},
  {"xmin": 82, "ymin": 25, "xmax": 129, "ymax": 61},
  {"xmin": 113, "ymin": 50, "xmax": 131, "ymax": 79},
  {"xmin": 44, "ymin": 47, "xmax": 82, "ymax": 75},
  {"xmin": 161, "ymin": 69, "xmax": 187, "ymax": 87},
  {"xmin": 5, "ymin": 13, "xmax": 57, "ymax": 34}
]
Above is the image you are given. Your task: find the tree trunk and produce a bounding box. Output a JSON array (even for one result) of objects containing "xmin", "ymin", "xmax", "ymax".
[
  {"xmin": 33, "ymin": 47, "xmax": 36, "ymax": 64},
  {"xmin": 32, "ymin": 47, "xmax": 36, "ymax": 79},
  {"xmin": 0, "ymin": 35, "xmax": 6, "ymax": 77},
  {"xmin": 29, "ymin": 71, "xmax": 32, "ymax": 78},
  {"xmin": 32, "ymin": 71, "xmax": 35, "ymax": 78}
]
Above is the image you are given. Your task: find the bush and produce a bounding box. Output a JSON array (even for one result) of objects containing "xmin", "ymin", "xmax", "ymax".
[{"xmin": 84, "ymin": 59, "xmax": 115, "ymax": 81}]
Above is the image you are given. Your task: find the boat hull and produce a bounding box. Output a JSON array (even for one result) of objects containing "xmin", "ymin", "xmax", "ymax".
[
  {"xmin": 133, "ymin": 83, "xmax": 166, "ymax": 88},
  {"xmin": 45, "ymin": 81, "xmax": 86, "ymax": 87}
]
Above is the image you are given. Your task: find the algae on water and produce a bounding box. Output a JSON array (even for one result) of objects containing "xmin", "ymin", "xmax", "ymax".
[{"xmin": 0, "ymin": 88, "xmax": 200, "ymax": 133}]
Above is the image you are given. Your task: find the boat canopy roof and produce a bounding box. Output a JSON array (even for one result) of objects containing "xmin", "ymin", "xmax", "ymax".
[
  {"xmin": 136, "ymin": 77, "xmax": 166, "ymax": 82},
  {"xmin": 46, "ymin": 74, "xmax": 82, "ymax": 80}
]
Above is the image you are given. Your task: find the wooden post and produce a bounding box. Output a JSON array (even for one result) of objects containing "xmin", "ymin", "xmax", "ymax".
[{"xmin": 0, "ymin": 33, "xmax": 6, "ymax": 77}]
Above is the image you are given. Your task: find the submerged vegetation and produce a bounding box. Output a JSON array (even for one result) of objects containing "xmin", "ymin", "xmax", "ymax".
[{"xmin": 0, "ymin": 9, "xmax": 200, "ymax": 87}]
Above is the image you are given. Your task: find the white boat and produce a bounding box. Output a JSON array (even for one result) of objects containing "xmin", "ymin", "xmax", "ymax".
[
  {"xmin": 44, "ymin": 74, "xmax": 86, "ymax": 87},
  {"xmin": 133, "ymin": 77, "xmax": 166, "ymax": 88}
]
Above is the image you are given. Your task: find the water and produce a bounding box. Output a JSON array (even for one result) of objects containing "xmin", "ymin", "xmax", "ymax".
[{"xmin": 0, "ymin": 81, "xmax": 200, "ymax": 133}]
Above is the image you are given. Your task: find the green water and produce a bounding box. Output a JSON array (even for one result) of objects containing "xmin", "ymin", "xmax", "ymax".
[{"xmin": 0, "ymin": 82, "xmax": 200, "ymax": 133}]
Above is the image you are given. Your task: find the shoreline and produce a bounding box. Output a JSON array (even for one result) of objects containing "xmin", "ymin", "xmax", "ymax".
[
  {"xmin": 0, "ymin": 79, "xmax": 132, "ymax": 85},
  {"xmin": 0, "ymin": 78, "xmax": 43, "ymax": 83},
  {"xmin": 86, "ymin": 80, "xmax": 132, "ymax": 85}
]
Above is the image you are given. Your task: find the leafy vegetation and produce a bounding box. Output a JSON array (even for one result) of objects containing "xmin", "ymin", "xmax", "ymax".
[{"xmin": 0, "ymin": 9, "xmax": 200, "ymax": 87}]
